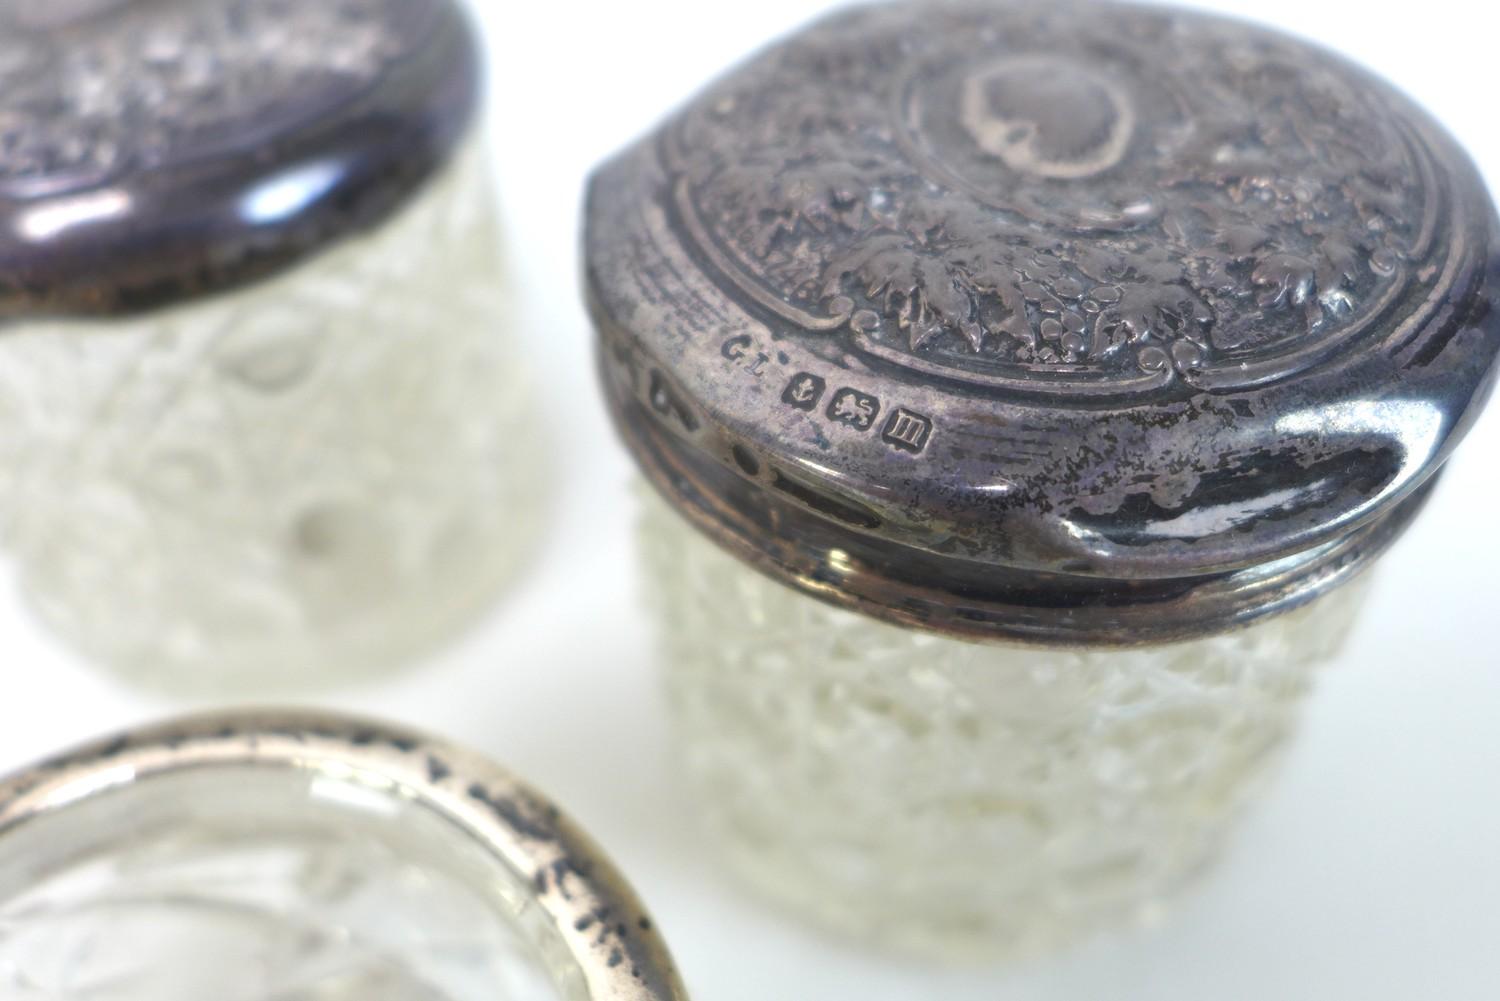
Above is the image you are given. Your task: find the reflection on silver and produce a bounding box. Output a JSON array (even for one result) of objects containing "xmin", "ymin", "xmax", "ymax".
[
  {"xmin": 15, "ymin": 190, "xmax": 132, "ymax": 242},
  {"xmin": 241, "ymin": 160, "xmax": 346, "ymax": 225}
]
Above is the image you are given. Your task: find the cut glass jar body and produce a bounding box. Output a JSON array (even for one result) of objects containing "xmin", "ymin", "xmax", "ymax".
[
  {"xmin": 0, "ymin": 142, "xmax": 540, "ymax": 689},
  {"xmin": 641, "ymin": 497, "xmax": 1370, "ymax": 959}
]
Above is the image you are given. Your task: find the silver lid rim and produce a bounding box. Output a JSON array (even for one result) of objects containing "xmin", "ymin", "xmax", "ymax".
[{"xmin": 600, "ymin": 317, "xmax": 1434, "ymax": 647}]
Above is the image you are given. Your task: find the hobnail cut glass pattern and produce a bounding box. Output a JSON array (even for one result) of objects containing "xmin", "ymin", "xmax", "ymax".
[
  {"xmin": 641, "ymin": 495, "xmax": 1371, "ymax": 960},
  {"xmin": 0, "ymin": 770, "xmax": 575, "ymax": 1001},
  {"xmin": 0, "ymin": 142, "xmax": 542, "ymax": 690}
]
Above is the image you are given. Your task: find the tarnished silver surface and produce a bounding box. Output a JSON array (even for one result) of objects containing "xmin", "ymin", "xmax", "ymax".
[
  {"xmin": 0, "ymin": 0, "xmax": 478, "ymax": 316},
  {"xmin": 587, "ymin": 0, "xmax": 1500, "ymax": 644},
  {"xmin": 0, "ymin": 711, "xmax": 689, "ymax": 1001}
]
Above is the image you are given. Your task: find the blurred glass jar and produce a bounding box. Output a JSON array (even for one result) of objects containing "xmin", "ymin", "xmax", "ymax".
[
  {"xmin": 587, "ymin": 0, "xmax": 1500, "ymax": 960},
  {"xmin": 0, "ymin": 711, "xmax": 688, "ymax": 1000},
  {"xmin": 0, "ymin": 0, "xmax": 540, "ymax": 689}
]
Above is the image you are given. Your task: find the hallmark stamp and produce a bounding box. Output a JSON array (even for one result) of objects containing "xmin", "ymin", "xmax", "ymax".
[
  {"xmin": 827, "ymin": 388, "xmax": 880, "ymax": 431},
  {"xmin": 721, "ymin": 334, "xmax": 770, "ymax": 376},
  {"xmin": 881, "ymin": 408, "xmax": 933, "ymax": 454},
  {"xmin": 782, "ymin": 372, "xmax": 826, "ymax": 412}
]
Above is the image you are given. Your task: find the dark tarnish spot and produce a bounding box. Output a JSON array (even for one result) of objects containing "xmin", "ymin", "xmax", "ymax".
[
  {"xmin": 648, "ymin": 369, "xmax": 701, "ymax": 432},
  {"xmin": 731, "ymin": 443, "xmax": 761, "ymax": 476},
  {"xmin": 466, "ymin": 783, "xmax": 558, "ymax": 842},
  {"xmin": 549, "ymin": 857, "xmax": 598, "ymax": 903},
  {"xmin": 580, "ymin": 906, "xmax": 614, "ymax": 943},
  {"xmin": 425, "ymin": 756, "xmax": 452, "ymax": 784},
  {"xmin": 97, "ymin": 736, "xmax": 131, "ymax": 758}
]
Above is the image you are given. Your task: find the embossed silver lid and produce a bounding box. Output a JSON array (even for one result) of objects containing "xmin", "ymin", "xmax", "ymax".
[
  {"xmin": 0, "ymin": 0, "xmax": 480, "ymax": 317},
  {"xmin": 587, "ymin": 0, "xmax": 1500, "ymax": 645}
]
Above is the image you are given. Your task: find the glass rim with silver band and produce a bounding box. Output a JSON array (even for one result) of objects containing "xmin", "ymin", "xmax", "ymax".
[{"xmin": 0, "ymin": 710, "xmax": 689, "ymax": 1001}]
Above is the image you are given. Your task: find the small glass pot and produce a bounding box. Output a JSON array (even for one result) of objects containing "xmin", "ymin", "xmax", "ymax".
[
  {"xmin": 0, "ymin": 711, "xmax": 688, "ymax": 1001},
  {"xmin": 0, "ymin": 0, "xmax": 540, "ymax": 690},
  {"xmin": 587, "ymin": 0, "xmax": 1500, "ymax": 960}
]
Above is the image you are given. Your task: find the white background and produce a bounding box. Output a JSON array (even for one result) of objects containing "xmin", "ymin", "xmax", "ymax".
[{"xmin": 2, "ymin": 1, "xmax": 1497, "ymax": 998}]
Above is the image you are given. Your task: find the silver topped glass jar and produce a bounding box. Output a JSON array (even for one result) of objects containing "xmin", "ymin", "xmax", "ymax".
[
  {"xmin": 0, "ymin": 711, "xmax": 688, "ymax": 1001},
  {"xmin": 586, "ymin": 0, "xmax": 1500, "ymax": 959},
  {"xmin": 0, "ymin": 0, "xmax": 539, "ymax": 689}
]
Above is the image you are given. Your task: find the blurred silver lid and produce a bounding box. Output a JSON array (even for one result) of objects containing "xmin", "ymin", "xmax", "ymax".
[{"xmin": 0, "ymin": 0, "xmax": 481, "ymax": 317}]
